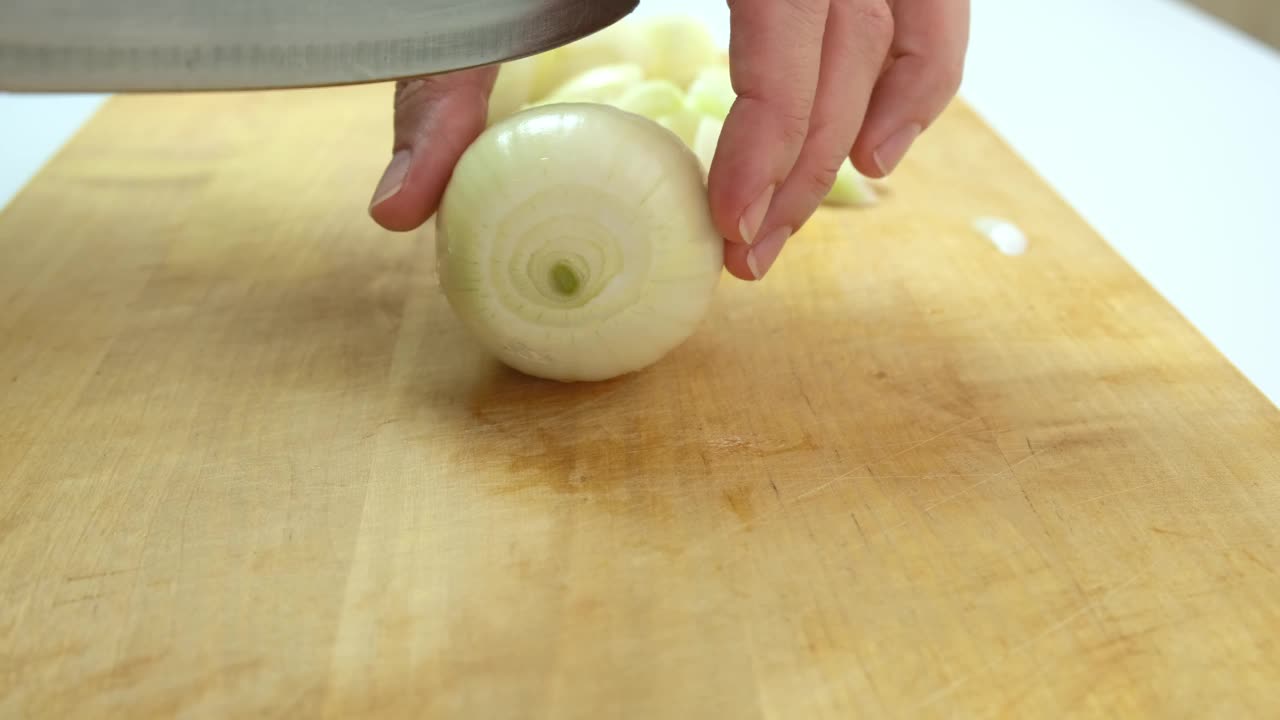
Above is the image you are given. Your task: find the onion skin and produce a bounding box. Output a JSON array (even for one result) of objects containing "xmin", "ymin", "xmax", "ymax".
[{"xmin": 436, "ymin": 103, "xmax": 724, "ymax": 383}]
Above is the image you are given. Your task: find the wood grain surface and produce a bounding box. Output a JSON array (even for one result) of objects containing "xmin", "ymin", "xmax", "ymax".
[{"xmin": 2, "ymin": 84, "xmax": 1278, "ymax": 719}]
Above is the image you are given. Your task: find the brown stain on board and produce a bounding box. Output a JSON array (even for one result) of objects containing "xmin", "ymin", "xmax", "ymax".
[
  {"xmin": 462, "ymin": 359, "xmax": 821, "ymax": 518},
  {"xmin": 445, "ymin": 268, "xmax": 1025, "ymax": 531},
  {"xmin": 466, "ymin": 365, "xmax": 646, "ymax": 499},
  {"xmin": 721, "ymin": 484, "xmax": 758, "ymax": 525}
]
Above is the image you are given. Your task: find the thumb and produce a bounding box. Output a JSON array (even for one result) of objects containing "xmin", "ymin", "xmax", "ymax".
[{"xmin": 369, "ymin": 67, "xmax": 498, "ymax": 232}]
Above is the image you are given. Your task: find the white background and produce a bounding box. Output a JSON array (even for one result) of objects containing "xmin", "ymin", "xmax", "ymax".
[{"xmin": 2, "ymin": 0, "xmax": 1278, "ymax": 405}]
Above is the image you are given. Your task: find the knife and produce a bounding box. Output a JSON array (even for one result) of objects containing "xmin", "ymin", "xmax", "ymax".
[{"xmin": 0, "ymin": 0, "xmax": 638, "ymax": 92}]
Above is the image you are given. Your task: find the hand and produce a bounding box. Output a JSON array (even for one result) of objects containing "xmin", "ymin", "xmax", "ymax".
[
  {"xmin": 368, "ymin": 1, "xmax": 970, "ymax": 281},
  {"xmin": 710, "ymin": 0, "xmax": 969, "ymax": 280}
]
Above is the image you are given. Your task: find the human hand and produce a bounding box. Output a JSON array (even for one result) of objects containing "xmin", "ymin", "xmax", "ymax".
[
  {"xmin": 368, "ymin": 2, "xmax": 970, "ymax": 281},
  {"xmin": 710, "ymin": 0, "xmax": 970, "ymax": 280}
]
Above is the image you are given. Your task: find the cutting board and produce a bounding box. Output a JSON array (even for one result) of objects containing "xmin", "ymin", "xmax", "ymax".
[{"xmin": 2, "ymin": 83, "xmax": 1278, "ymax": 719}]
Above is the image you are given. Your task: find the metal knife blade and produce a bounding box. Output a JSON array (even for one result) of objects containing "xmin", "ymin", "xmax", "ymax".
[{"xmin": 0, "ymin": 0, "xmax": 638, "ymax": 92}]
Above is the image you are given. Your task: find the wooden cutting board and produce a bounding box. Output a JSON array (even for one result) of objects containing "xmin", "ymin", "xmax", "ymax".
[{"xmin": 1, "ymin": 83, "xmax": 1278, "ymax": 719}]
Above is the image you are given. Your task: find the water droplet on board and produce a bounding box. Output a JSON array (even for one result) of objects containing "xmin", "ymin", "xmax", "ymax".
[{"xmin": 973, "ymin": 216, "xmax": 1028, "ymax": 256}]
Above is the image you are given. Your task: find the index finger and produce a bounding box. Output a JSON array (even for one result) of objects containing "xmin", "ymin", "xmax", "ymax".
[{"xmin": 707, "ymin": 0, "xmax": 830, "ymax": 247}]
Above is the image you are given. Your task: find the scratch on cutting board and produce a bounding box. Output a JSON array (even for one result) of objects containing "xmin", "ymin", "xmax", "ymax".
[
  {"xmin": 791, "ymin": 470, "xmax": 993, "ymax": 506},
  {"xmin": 684, "ymin": 421, "xmax": 1041, "ymax": 557},
  {"xmin": 787, "ymin": 417, "xmax": 988, "ymax": 503},
  {"xmin": 925, "ymin": 449, "xmax": 1043, "ymax": 513},
  {"xmin": 864, "ymin": 416, "xmax": 984, "ymax": 468},
  {"xmin": 64, "ymin": 567, "xmax": 138, "ymax": 583},
  {"xmin": 1241, "ymin": 549, "xmax": 1278, "ymax": 576},
  {"xmin": 824, "ymin": 445, "xmax": 1043, "ymax": 517},
  {"xmin": 1149, "ymin": 526, "xmax": 1204, "ymax": 540},
  {"xmin": 910, "ymin": 452, "xmax": 1038, "ymax": 517},
  {"xmin": 684, "ymin": 447, "xmax": 1046, "ymax": 561},
  {"xmin": 910, "ymin": 571, "xmax": 1146, "ymax": 712},
  {"xmin": 835, "ymin": 424, "xmax": 1013, "ymax": 456},
  {"xmin": 862, "ymin": 449, "xmax": 1045, "ymax": 541},
  {"xmin": 919, "ymin": 476, "xmax": 999, "ymax": 513},
  {"xmin": 52, "ymin": 591, "xmax": 110, "ymax": 607},
  {"xmin": 790, "ymin": 466, "xmax": 863, "ymax": 503},
  {"xmin": 1070, "ymin": 481, "xmax": 1159, "ymax": 507}
]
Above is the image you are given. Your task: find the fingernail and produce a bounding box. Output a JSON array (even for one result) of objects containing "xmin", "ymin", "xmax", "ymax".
[
  {"xmin": 738, "ymin": 184, "xmax": 774, "ymax": 245},
  {"xmin": 872, "ymin": 123, "xmax": 921, "ymax": 177},
  {"xmin": 746, "ymin": 225, "xmax": 791, "ymax": 280},
  {"xmin": 370, "ymin": 149, "xmax": 411, "ymax": 210}
]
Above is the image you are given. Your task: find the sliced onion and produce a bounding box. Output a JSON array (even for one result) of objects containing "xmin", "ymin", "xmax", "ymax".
[
  {"xmin": 614, "ymin": 79, "xmax": 686, "ymax": 121},
  {"xmin": 436, "ymin": 103, "xmax": 724, "ymax": 382},
  {"xmin": 825, "ymin": 159, "xmax": 879, "ymax": 207},
  {"xmin": 631, "ymin": 17, "xmax": 723, "ymax": 89},
  {"xmin": 515, "ymin": 15, "xmax": 720, "ymax": 101},
  {"xmin": 527, "ymin": 22, "xmax": 643, "ymax": 100},
  {"xmin": 685, "ymin": 65, "xmax": 735, "ymax": 121},
  {"xmin": 656, "ymin": 107, "xmax": 702, "ymax": 146},
  {"xmin": 536, "ymin": 63, "xmax": 645, "ymax": 106},
  {"xmin": 488, "ymin": 57, "xmax": 538, "ymax": 125}
]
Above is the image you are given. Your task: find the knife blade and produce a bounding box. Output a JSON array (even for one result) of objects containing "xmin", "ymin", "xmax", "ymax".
[{"xmin": 0, "ymin": 0, "xmax": 637, "ymax": 92}]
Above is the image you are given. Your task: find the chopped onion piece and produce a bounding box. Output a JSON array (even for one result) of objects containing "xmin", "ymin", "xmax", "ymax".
[
  {"xmin": 614, "ymin": 80, "xmax": 686, "ymax": 121},
  {"xmin": 825, "ymin": 159, "xmax": 879, "ymax": 207},
  {"xmin": 528, "ymin": 22, "xmax": 643, "ymax": 100},
  {"xmin": 535, "ymin": 63, "xmax": 645, "ymax": 106},
  {"xmin": 488, "ymin": 57, "xmax": 538, "ymax": 125},
  {"xmin": 686, "ymin": 65, "xmax": 735, "ymax": 121},
  {"xmin": 631, "ymin": 17, "xmax": 723, "ymax": 89},
  {"xmin": 656, "ymin": 107, "xmax": 703, "ymax": 146}
]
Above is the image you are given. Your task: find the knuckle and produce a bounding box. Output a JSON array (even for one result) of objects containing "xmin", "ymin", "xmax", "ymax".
[
  {"xmin": 394, "ymin": 77, "xmax": 441, "ymax": 112},
  {"xmin": 784, "ymin": 0, "xmax": 829, "ymax": 28},
  {"xmin": 777, "ymin": 106, "xmax": 812, "ymax": 147},
  {"xmin": 734, "ymin": 92, "xmax": 812, "ymax": 149},
  {"xmin": 853, "ymin": 0, "xmax": 895, "ymax": 45},
  {"xmin": 394, "ymin": 70, "xmax": 490, "ymax": 112},
  {"xmin": 806, "ymin": 157, "xmax": 844, "ymax": 194}
]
